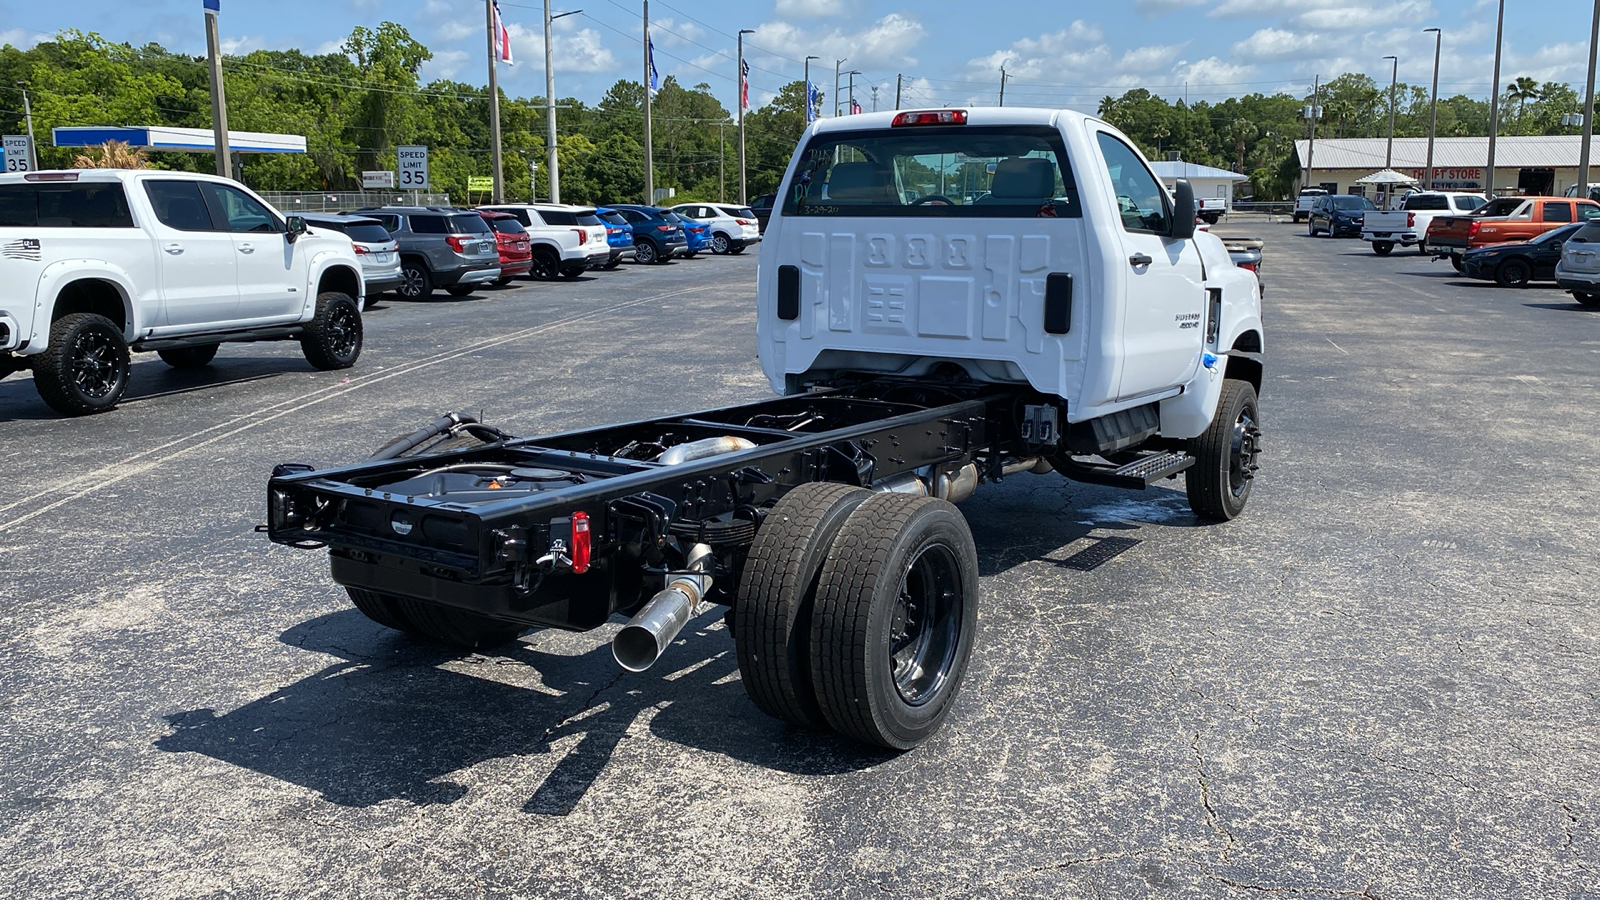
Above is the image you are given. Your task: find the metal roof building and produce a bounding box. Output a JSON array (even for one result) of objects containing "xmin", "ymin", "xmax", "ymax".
[
  {"xmin": 1293, "ymin": 135, "xmax": 1586, "ymax": 196},
  {"xmin": 1151, "ymin": 160, "xmax": 1251, "ymax": 210}
]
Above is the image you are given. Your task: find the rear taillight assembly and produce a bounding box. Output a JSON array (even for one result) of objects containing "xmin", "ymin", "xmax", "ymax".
[
  {"xmin": 1468, "ymin": 221, "xmax": 1482, "ymax": 238},
  {"xmin": 1238, "ymin": 262, "xmax": 1258, "ymax": 272},
  {"xmin": 570, "ymin": 511, "xmax": 591, "ymax": 574},
  {"xmin": 351, "ymin": 242, "xmax": 369, "ymax": 255},
  {"xmin": 572, "ymin": 228, "xmax": 588, "ymax": 243},
  {"xmin": 737, "ymin": 218, "xmax": 755, "ymax": 226},
  {"xmin": 1407, "ymin": 212, "xmax": 1416, "ymax": 228},
  {"xmin": 446, "ymin": 235, "xmax": 468, "ymax": 252},
  {"xmin": 657, "ymin": 224, "xmax": 672, "ymax": 231}
]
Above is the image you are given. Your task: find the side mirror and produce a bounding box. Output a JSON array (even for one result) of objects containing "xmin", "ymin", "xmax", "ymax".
[
  {"xmin": 285, "ymin": 215, "xmax": 308, "ymax": 243},
  {"xmin": 1169, "ymin": 179, "xmax": 1197, "ymax": 240}
]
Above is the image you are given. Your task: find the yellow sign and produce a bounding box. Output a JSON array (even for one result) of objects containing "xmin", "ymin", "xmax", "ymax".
[{"xmin": 467, "ymin": 176, "xmax": 494, "ymax": 192}]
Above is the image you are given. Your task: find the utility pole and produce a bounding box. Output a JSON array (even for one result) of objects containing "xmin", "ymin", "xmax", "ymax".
[
  {"xmin": 895, "ymin": 73, "xmax": 902, "ymax": 110},
  {"xmin": 718, "ymin": 121, "xmax": 725, "ymax": 203},
  {"xmin": 847, "ymin": 70, "xmax": 859, "ymax": 114},
  {"xmin": 1485, "ymin": 1, "xmax": 1505, "ymax": 198},
  {"xmin": 737, "ymin": 29, "xmax": 753, "ymax": 204},
  {"xmin": 1382, "ymin": 56, "xmax": 1398, "ymax": 170},
  {"xmin": 643, "ymin": 0, "xmax": 654, "ymax": 204},
  {"xmin": 871, "ymin": 86, "xmax": 878, "ymax": 112},
  {"xmin": 17, "ymin": 81, "xmax": 37, "ymax": 171},
  {"xmin": 834, "ymin": 58, "xmax": 846, "ymax": 117},
  {"xmin": 1424, "ymin": 27, "xmax": 1441, "ymax": 190},
  {"xmin": 1581, "ymin": 0, "xmax": 1600, "ymax": 197},
  {"xmin": 485, "ymin": 0, "xmax": 504, "ymax": 203},
  {"xmin": 999, "ymin": 62, "xmax": 1008, "ymax": 107},
  {"xmin": 1305, "ymin": 75, "xmax": 1321, "ymax": 192},
  {"xmin": 203, "ymin": 0, "xmax": 232, "ymax": 179},
  {"xmin": 544, "ymin": 4, "xmax": 583, "ymax": 203}
]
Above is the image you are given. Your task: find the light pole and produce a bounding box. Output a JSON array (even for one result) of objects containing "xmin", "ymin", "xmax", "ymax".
[
  {"xmin": 844, "ymin": 70, "xmax": 860, "ymax": 114},
  {"xmin": 16, "ymin": 80, "xmax": 37, "ymax": 171},
  {"xmin": 1304, "ymin": 75, "xmax": 1321, "ymax": 192},
  {"xmin": 1579, "ymin": 0, "xmax": 1600, "ymax": 198},
  {"xmin": 203, "ymin": 1, "xmax": 232, "ymax": 179},
  {"xmin": 737, "ymin": 28, "xmax": 754, "ymax": 205},
  {"xmin": 1485, "ymin": 0, "xmax": 1505, "ymax": 198},
  {"xmin": 544, "ymin": 5, "xmax": 582, "ymax": 203},
  {"xmin": 833, "ymin": 58, "xmax": 846, "ymax": 117},
  {"xmin": 999, "ymin": 60, "xmax": 1009, "ymax": 107},
  {"xmin": 1382, "ymin": 56, "xmax": 1398, "ymax": 170},
  {"xmin": 1424, "ymin": 27, "xmax": 1441, "ymax": 191},
  {"xmin": 804, "ymin": 55, "xmax": 820, "ymax": 121},
  {"xmin": 484, "ymin": 0, "xmax": 505, "ymax": 203}
]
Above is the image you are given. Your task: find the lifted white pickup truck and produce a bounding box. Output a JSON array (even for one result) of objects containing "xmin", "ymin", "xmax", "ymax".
[{"xmin": 0, "ymin": 170, "xmax": 363, "ymax": 415}]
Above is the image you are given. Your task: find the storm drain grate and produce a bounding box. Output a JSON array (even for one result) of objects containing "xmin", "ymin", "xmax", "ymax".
[{"xmin": 1055, "ymin": 536, "xmax": 1142, "ymax": 571}]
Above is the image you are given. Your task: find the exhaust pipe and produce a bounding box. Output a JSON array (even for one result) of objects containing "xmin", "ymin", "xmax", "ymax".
[{"xmin": 612, "ymin": 543, "xmax": 714, "ymax": 672}]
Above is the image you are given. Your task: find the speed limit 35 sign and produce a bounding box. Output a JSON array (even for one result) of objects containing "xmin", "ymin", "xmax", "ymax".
[
  {"xmin": 397, "ymin": 146, "xmax": 429, "ymax": 190},
  {"xmin": 3, "ymin": 136, "xmax": 32, "ymax": 173}
]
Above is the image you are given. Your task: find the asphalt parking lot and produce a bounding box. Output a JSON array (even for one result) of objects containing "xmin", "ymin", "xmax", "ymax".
[{"xmin": 2, "ymin": 229, "xmax": 1597, "ymax": 898}]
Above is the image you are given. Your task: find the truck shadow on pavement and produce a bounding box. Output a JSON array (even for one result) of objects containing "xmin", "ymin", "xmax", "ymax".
[{"xmin": 154, "ymin": 486, "xmax": 1163, "ymax": 814}]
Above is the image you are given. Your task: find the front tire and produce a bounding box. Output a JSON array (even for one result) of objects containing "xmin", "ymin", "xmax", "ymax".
[
  {"xmin": 1372, "ymin": 241, "xmax": 1394, "ymax": 256},
  {"xmin": 397, "ymin": 261, "xmax": 433, "ymax": 299},
  {"xmin": 730, "ymin": 245, "xmax": 747, "ymax": 255},
  {"xmin": 735, "ymin": 483, "xmax": 873, "ymax": 731},
  {"xmin": 810, "ymin": 493, "xmax": 980, "ymax": 750},
  {"xmin": 33, "ymin": 312, "xmax": 131, "ymax": 416},
  {"xmin": 1186, "ymin": 378, "xmax": 1260, "ymax": 522},
  {"xmin": 1494, "ymin": 259, "xmax": 1532, "ymax": 288},
  {"xmin": 300, "ymin": 292, "xmax": 363, "ymax": 371},
  {"xmin": 157, "ymin": 344, "xmax": 218, "ymax": 368},
  {"xmin": 1450, "ymin": 254, "xmax": 1464, "ymax": 273}
]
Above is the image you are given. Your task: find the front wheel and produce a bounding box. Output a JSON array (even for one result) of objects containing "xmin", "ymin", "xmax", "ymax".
[
  {"xmin": 1308, "ymin": 220, "xmax": 1317, "ymax": 237},
  {"xmin": 1494, "ymin": 259, "xmax": 1532, "ymax": 288},
  {"xmin": 711, "ymin": 233, "xmax": 730, "ymax": 254},
  {"xmin": 33, "ymin": 312, "xmax": 131, "ymax": 416},
  {"xmin": 1372, "ymin": 241, "xmax": 1394, "ymax": 256},
  {"xmin": 1450, "ymin": 254, "xmax": 1464, "ymax": 273},
  {"xmin": 300, "ymin": 292, "xmax": 363, "ymax": 370},
  {"xmin": 1186, "ymin": 378, "xmax": 1260, "ymax": 521},
  {"xmin": 810, "ymin": 493, "xmax": 979, "ymax": 750},
  {"xmin": 397, "ymin": 261, "xmax": 433, "ymax": 299},
  {"xmin": 157, "ymin": 344, "xmax": 218, "ymax": 368},
  {"xmin": 634, "ymin": 240, "xmax": 658, "ymax": 265}
]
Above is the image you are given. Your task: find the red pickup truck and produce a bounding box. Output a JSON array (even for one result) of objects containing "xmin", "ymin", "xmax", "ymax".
[{"xmin": 1428, "ymin": 196, "xmax": 1600, "ymax": 270}]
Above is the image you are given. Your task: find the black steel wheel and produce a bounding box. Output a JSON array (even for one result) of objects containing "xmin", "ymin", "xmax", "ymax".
[
  {"xmin": 735, "ymin": 482, "xmax": 873, "ymax": 730},
  {"xmin": 300, "ymin": 292, "xmax": 363, "ymax": 370},
  {"xmin": 1494, "ymin": 259, "xmax": 1532, "ymax": 288},
  {"xmin": 1186, "ymin": 378, "xmax": 1260, "ymax": 521},
  {"xmin": 634, "ymin": 239, "xmax": 658, "ymax": 265},
  {"xmin": 157, "ymin": 344, "xmax": 218, "ymax": 368},
  {"xmin": 33, "ymin": 312, "xmax": 131, "ymax": 416},
  {"xmin": 1372, "ymin": 241, "xmax": 1394, "ymax": 256},
  {"xmin": 810, "ymin": 493, "xmax": 979, "ymax": 750},
  {"xmin": 711, "ymin": 233, "xmax": 730, "ymax": 254},
  {"xmin": 398, "ymin": 260, "xmax": 433, "ymax": 299},
  {"xmin": 529, "ymin": 248, "xmax": 560, "ymax": 280}
]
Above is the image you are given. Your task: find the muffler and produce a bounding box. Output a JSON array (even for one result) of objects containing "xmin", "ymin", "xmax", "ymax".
[{"xmin": 612, "ymin": 543, "xmax": 715, "ymax": 672}]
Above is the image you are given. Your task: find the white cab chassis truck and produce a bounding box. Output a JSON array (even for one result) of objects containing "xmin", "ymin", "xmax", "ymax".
[
  {"xmin": 0, "ymin": 169, "xmax": 365, "ymax": 415},
  {"xmin": 265, "ymin": 108, "xmax": 1264, "ymax": 751}
]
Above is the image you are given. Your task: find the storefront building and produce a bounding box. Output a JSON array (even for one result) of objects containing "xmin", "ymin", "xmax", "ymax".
[{"xmin": 1293, "ymin": 135, "xmax": 1587, "ymax": 198}]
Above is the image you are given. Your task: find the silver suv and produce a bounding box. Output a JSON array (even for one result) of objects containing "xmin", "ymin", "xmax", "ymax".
[
  {"xmin": 355, "ymin": 207, "xmax": 501, "ymax": 299},
  {"xmin": 301, "ymin": 212, "xmax": 402, "ymax": 304}
]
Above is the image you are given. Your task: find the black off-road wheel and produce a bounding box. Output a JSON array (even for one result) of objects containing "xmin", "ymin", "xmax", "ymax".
[
  {"xmin": 810, "ymin": 493, "xmax": 980, "ymax": 750},
  {"xmin": 1494, "ymin": 259, "xmax": 1532, "ymax": 288},
  {"xmin": 33, "ymin": 312, "xmax": 131, "ymax": 416},
  {"xmin": 157, "ymin": 343, "xmax": 219, "ymax": 368},
  {"xmin": 1372, "ymin": 241, "xmax": 1394, "ymax": 256},
  {"xmin": 735, "ymin": 483, "xmax": 873, "ymax": 730},
  {"xmin": 1186, "ymin": 378, "xmax": 1261, "ymax": 521},
  {"xmin": 300, "ymin": 292, "xmax": 363, "ymax": 370},
  {"xmin": 392, "ymin": 595, "xmax": 529, "ymax": 649}
]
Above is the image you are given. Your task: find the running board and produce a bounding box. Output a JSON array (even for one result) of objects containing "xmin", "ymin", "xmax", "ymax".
[{"xmin": 1054, "ymin": 451, "xmax": 1194, "ymax": 490}]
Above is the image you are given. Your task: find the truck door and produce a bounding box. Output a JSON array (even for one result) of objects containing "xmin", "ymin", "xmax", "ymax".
[
  {"xmin": 142, "ymin": 179, "xmax": 239, "ymax": 327},
  {"xmin": 202, "ymin": 182, "xmax": 302, "ymax": 322},
  {"xmin": 1091, "ymin": 131, "xmax": 1206, "ymax": 400}
]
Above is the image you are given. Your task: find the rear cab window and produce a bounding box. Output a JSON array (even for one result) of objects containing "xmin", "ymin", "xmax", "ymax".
[
  {"xmin": 1404, "ymin": 195, "xmax": 1448, "ymax": 211},
  {"xmin": 781, "ymin": 124, "xmax": 1079, "ymax": 219},
  {"xmin": 1453, "ymin": 196, "xmax": 1485, "ymax": 211},
  {"xmin": 0, "ymin": 182, "xmax": 136, "ymax": 228}
]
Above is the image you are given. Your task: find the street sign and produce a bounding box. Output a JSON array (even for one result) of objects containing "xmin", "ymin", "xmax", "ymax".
[
  {"xmin": 467, "ymin": 176, "xmax": 493, "ymax": 193},
  {"xmin": 362, "ymin": 170, "xmax": 395, "ymax": 189},
  {"xmin": 3, "ymin": 135, "xmax": 32, "ymax": 173},
  {"xmin": 397, "ymin": 146, "xmax": 429, "ymax": 190}
]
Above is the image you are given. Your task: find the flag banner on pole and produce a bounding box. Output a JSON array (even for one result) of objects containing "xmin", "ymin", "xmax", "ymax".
[
  {"xmin": 740, "ymin": 59, "xmax": 750, "ymax": 110},
  {"xmin": 648, "ymin": 40, "xmax": 659, "ymax": 93},
  {"xmin": 806, "ymin": 82, "xmax": 818, "ymax": 123},
  {"xmin": 492, "ymin": 0, "xmax": 513, "ymax": 64},
  {"xmin": 850, "ymin": 97, "xmax": 862, "ymax": 115}
]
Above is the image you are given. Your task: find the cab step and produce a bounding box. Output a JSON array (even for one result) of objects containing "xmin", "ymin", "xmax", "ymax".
[{"xmin": 1054, "ymin": 451, "xmax": 1194, "ymax": 490}]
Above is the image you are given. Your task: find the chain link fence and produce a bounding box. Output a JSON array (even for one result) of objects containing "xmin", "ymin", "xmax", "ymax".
[{"xmin": 258, "ymin": 191, "xmax": 454, "ymax": 213}]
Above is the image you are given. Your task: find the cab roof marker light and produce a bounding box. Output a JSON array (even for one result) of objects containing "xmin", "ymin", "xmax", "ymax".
[
  {"xmin": 23, "ymin": 172, "xmax": 79, "ymax": 182},
  {"xmin": 891, "ymin": 110, "xmax": 968, "ymax": 127}
]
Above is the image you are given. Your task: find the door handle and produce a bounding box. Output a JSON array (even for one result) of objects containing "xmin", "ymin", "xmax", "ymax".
[
  {"xmin": 239, "ymin": 243, "xmax": 255, "ymax": 254},
  {"xmin": 1129, "ymin": 253, "xmax": 1153, "ymax": 267},
  {"xmin": 165, "ymin": 243, "xmax": 184, "ymax": 255}
]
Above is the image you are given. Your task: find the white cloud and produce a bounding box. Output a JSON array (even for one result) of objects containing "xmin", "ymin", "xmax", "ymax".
[
  {"xmin": 774, "ymin": 0, "xmax": 846, "ymax": 19},
  {"xmin": 314, "ymin": 39, "xmax": 346, "ymax": 56},
  {"xmin": 0, "ymin": 28, "xmax": 48, "ymax": 49},
  {"xmin": 424, "ymin": 49, "xmax": 471, "ymax": 81},
  {"xmin": 503, "ymin": 22, "xmax": 616, "ymax": 73},
  {"xmin": 747, "ymin": 13, "xmax": 925, "ymax": 72},
  {"xmin": 1232, "ymin": 28, "xmax": 1318, "ymax": 62},
  {"xmin": 653, "ymin": 17, "xmax": 706, "ymax": 48},
  {"xmin": 1209, "ymin": 0, "xmax": 1342, "ymax": 16},
  {"xmin": 1134, "ymin": 0, "xmax": 1207, "ymax": 13},
  {"xmin": 1173, "ymin": 56, "xmax": 1255, "ymax": 85},
  {"xmin": 220, "ymin": 35, "xmax": 264, "ymax": 55},
  {"xmin": 1294, "ymin": 0, "xmax": 1434, "ymax": 32}
]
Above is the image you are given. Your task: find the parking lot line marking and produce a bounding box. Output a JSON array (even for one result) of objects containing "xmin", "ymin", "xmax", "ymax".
[
  {"xmin": 0, "ymin": 287, "xmax": 704, "ymax": 533},
  {"xmin": 1325, "ymin": 337, "xmax": 1349, "ymax": 354}
]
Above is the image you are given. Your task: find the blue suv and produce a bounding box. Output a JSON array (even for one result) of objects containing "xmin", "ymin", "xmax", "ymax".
[
  {"xmin": 680, "ymin": 217, "xmax": 711, "ymax": 257},
  {"xmin": 606, "ymin": 204, "xmax": 687, "ymax": 264},
  {"xmin": 595, "ymin": 207, "xmax": 636, "ymax": 269}
]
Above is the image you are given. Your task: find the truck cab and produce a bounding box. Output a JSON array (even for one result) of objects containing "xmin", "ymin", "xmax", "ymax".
[{"xmin": 757, "ymin": 107, "xmax": 1263, "ymax": 446}]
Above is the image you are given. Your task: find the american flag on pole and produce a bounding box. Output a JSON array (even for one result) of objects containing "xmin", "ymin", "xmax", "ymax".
[
  {"xmin": 850, "ymin": 97, "xmax": 862, "ymax": 115},
  {"xmin": 805, "ymin": 81, "xmax": 818, "ymax": 123},
  {"xmin": 648, "ymin": 40, "xmax": 659, "ymax": 93},
  {"xmin": 492, "ymin": 0, "xmax": 513, "ymax": 64},
  {"xmin": 740, "ymin": 59, "xmax": 750, "ymax": 110}
]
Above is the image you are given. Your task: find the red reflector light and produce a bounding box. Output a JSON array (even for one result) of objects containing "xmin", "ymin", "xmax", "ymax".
[
  {"xmin": 570, "ymin": 511, "xmax": 591, "ymax": 575},
  {"xmin": 23, "ymin": 172, "xmax": 79, "ymax": 182},
  {"xmin": 892, "ymin": 109, "xmax": 968, "ymax": 127}
]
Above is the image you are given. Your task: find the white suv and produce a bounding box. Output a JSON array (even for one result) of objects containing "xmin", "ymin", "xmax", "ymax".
[
  {"xmin": 478, "ymin": 204, "xmax": 611, "ymax": 279},
  {"xmin": 670, "ymin": 202, "xmax": 762, "ymax": 255}
]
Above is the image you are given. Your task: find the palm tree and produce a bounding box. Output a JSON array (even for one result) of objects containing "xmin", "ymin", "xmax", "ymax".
[
  {"xmin": 1507, "ymin": 76, "xmax": 1540, "ymax": 133},
  {"xmin": 1227, "ymin": 119, "xmax": 1258, "ymax": 172}
]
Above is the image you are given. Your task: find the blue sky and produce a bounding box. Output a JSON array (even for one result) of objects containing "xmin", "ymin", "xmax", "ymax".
[{"xmin": 0, "ymin": 0, "xmax": 1592, "ymax": 116}]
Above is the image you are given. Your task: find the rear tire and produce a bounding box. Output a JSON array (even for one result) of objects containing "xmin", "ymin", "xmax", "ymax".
[
  {"xmin": 559, "ymin": 266, "xmax": 584, "ymax": 279},
  {"xmin": 634, "ymin": 240, "xmax": 658, "ymax": 265},
  {"xmin": 346, "ymin": 587, "xmax": 418, "ymax": 633},
  {"xmin": 1372, "ymin": 241, "xmax": 1394, "ymax": 256},
  {"xmin": 445, "ymin": 285, "xmax": 476, "ymax": 297},
  {"xmin": 157, "ymin": 344, "xmax": 218, "ymax": 368},
  {"xmin": 1450, "ymin": 254, "xmax": 1464, "ymax": 273},
  {"xmin": 730, "ymin": 245, "xmax": 747, "ymax": 255},
  {"xmin": 1494, "ymin": 259, "xmax": 1532, "ymax": 288},
  {"xmin": 735, "ymin": 483, "xmax": 873, "ymax": 730},
  {"xmin": 33, "ymin": 312, "xmax": 131, "ymax": 416},
  {"xmin": 1186, "ymin": 378, "xmax": 1260, "ymax": 522},
  {"xmin": 529, "ymin": 248, "xmax": 560, "ymax": 280},
  {"xmin": 397, "ymin": 260, "xmax": 433, "ymax": 299},
  {"xmin": 300, "ymin": 292, "xmax": 363, "ymax": 370},
  {"xmin": 810, "ymin": 493, "xmax": 979, "ymax": 750},
  {"xmin": 1574, "ymin": 291, "xmax": 1600, "ymax": 308},
  {"xmin": 1418, "ymin": 241, "xmax": 1429, "ymax": 255},
  {"xmin": 711, "ymin": 233, "xmax": 730, "ymax": 254}
]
